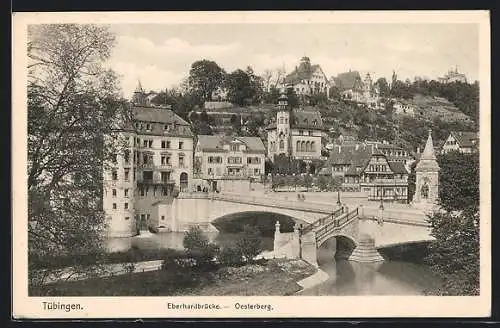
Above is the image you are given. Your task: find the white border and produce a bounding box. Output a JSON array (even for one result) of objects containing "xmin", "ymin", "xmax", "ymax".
[{"xmin": 12, "ymin": 10, "xmax": 491, "ymax": 318}]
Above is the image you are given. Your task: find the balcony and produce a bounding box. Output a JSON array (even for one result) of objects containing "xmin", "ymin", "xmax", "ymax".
[
  {"xmin": 360, "ymin": 178, "xmax": 408, "ymax": 186},
  {"xmin": 137, "ymin": 163, "xmax": 155, "ymax": 169},
  {"xmin": 158, "ymin": 163, "xmax": 173, "ymax": 171},
  {"xmin": 136, "ymin": 176, "xmax": 176, "ymax": 185}
]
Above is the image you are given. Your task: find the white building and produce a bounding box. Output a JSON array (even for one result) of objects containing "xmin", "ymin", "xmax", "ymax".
[
  {"xmin": 440, "ymin": 131, "xmax": 478, "ymax": 154},
  {"xmin": 266, "ymin": 94, "xmax": 326, "ymax": 162},
  {"xmin": 193, "ymin": 135, "xmax": 266, "ymax": 193},
  {"xmin": 393, "ymin": 100, "xmax": 415, "ymax": 116},
  {"xmin": 282, "ymin": 56, "xmax": 330, "ymax": 97},
  {"xmin": 103, "ymin": 86, "xmax": 194, "ymax": 237},
  {"xmin": 438, "ymin": 67, "xmax": 468, "ymax": 84}
]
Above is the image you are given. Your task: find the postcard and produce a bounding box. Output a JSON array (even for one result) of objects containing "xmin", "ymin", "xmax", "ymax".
[{"xmin": 12, "ymin": 10, "xmax": 491, "ymax": 318}]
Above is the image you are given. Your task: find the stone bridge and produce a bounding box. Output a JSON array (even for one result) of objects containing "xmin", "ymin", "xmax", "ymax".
[{"xmin": 160, "ymin": 192, "xmax": 434, "ymax": 265}]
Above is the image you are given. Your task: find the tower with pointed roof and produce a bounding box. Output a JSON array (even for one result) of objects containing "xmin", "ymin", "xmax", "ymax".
[
  {"xmin": 132, "ymin": 80, "xmax": 146, "ymax": 105},
  {"xmin": 414, "ymin": 129, "xmax": 440, "ymax": 204}
]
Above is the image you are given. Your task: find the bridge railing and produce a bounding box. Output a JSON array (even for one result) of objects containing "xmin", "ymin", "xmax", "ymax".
[
  {"xmin": 315, "ymin": 208, "xmax": 359, "ymax": 244},
  {"xmin": 210, "ymin": 192, "xmax": 337, "ymax": 213},
  {"xmin": 300, "ymin": 207, "xmax": 344, "ymax": 235}
]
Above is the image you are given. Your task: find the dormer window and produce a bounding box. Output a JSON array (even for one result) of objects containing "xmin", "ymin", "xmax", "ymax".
[{"xmin": 304, "ymin": 119, "xmax": 308, "ymax": 125}]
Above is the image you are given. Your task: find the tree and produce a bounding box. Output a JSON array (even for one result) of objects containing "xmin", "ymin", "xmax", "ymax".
[
  {"xmin": 286, "ymin": 87, "xmax": 299, "ymax": 109},
  {"xmin": 27, "ymin": 24, "xmax": 130, "ymax": 289},
  {"xmin": 262, "ymin": 69, "xmax": 273, "ymax": 92},
  {"xmin": 374, "ymin": 77, "xmax": 390, "ymax": 98},
  {"xmin": 407, "ymin": 161, "xmax": 417, "ymax": 202},
  {"xmin": 236, "ymin": 225, "xmax": 263, "ymax": 262},
  {"xmin": 437, "ymin": 152, "xmax": 479, "ymax": 212},
  {"xmin": 183, "ymin": 226, "xmax": 219, "ymax": 267},
  {"xmin": 425, "ymin": 206, "xmax": 479, "ymax": 295},
  {"xmin": 188, "ymin": 59, "xmax": 225, "ymax": 101}
]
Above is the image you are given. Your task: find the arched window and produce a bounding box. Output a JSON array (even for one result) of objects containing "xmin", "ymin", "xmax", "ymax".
[
  {"xmin": 301, "ymin": 141, "xmax": 306, "ymax": 152},
  {"xmin": 311, "ymin": 141, "xmax": 315, "ymax": 151},
  {"xmin": 279, "ymin": 117, "xmax": 283, "ymax": 124},
  {"xmin": 306, "ymin": 141, "xmax": 310, "ymax": 152},
  {"xmin": 285, "ymin": 118, "xmax": 288, "ymax": 124},
  {"xmin": 296, "ymin": 141, "xmax": 301, "ymax": 151},
  {"xmin": 279, "ymin": 140, "xmax": 284, "ymax": 150},
  {"xmin": 304, "ymin": 119, "xmax": 308, "ymax": 125}
]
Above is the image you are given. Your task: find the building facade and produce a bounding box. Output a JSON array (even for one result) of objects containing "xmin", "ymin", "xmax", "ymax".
[
  {"xmin": 438, "ymin": 67, "xmax": 467, "ymax": 84},
  {"xmin": 414, "ymin": 130, "xmax": 440, "ymax": 205},
  {"xmin": 282, "ymin": 56, "xmax": 330, "ymax": 97},
  {"xmin": 393, "ymin": 100, "xmax": 415, "ymax": 116},
  {"xmin": 324, "ymin": 142, "xmax": 410, "ymax": 202},
  {"xmin": 193, "ymin": 135, "xmax": 266, "ymax": 193},
  {"xmin": 440, "ymin": 131, "xmax": 478, "ymax": 154},
  {"xmin": 103, "ymin": 87, "xmax": 194, "ymax": 237},
  {"xmin": 266, "ymin": 94, "xmax": 325, "ymax": 162},
  {"xmin": 333, "ymin": 71, "xmax": 381, "ymax": 108}
]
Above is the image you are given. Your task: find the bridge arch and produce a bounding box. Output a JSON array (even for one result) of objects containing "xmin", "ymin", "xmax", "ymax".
[
  {"xmin": 318, "ymin": 234, "xmax": 358, "ymax": 261},
  {"xmin": 211, "ymin": 211, "xmax": 308, "ymax": 235}
]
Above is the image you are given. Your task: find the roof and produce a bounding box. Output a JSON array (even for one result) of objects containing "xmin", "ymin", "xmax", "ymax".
[
  {"xmin": 387, "ymin": 161, "xmax": 409, "ymax": 174},
  {"xmin": 196, "ymin": 135, "xmax": 266, "ymax": 153},
  {"xmin": 450, "ymin": 131, "xmax": 478, "ymax": 148},
  {"xmin": 266, "ymin": 108, "xmax": 326, "ymax": 131},
  {"xmin": 333, "ymin": 71, "xmax": 362, "ymax": 91},
  {"xmin": 325, "ymin": 144, "xmax": 373, "ymax": 167},
  {"xmin": 133, "ymin": 105, "xmax": 190, "ymax": 125}
]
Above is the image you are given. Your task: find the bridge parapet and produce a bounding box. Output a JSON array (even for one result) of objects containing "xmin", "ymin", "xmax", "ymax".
[{"xmin": 211, "ymin": 192, "xmax": 338, "ymax": 214}]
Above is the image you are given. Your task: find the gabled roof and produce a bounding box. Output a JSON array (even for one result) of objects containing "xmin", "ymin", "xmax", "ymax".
[
  {"xmin": 333, "ymin": 71, "xmax": 362, "ymax": 91},
  {"xmin": 387, "ymin": 161, "xmax": 409, "ymax": 174},
  {"xmin": 450, "ymin": 131, "xmax": 478, "ymax": 148},
  {"xmin": 196, "ymin": 135, "xmax": 266, "ymax": 153},
  {"xmin": 266, "ymin": 109, "xmax": 326, "ymax": 130},
  {"xmin": 325, "ymin": 144, "xmax": 373, "ymax": 167},
  {"xmin": 133, "ymin": 105, "xmax": 189, "ymax": 125}
]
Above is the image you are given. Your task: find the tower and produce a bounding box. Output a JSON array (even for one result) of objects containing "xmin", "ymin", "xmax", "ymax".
[
  {"xmin": 132, "ymin": 80, "xmax": 146, "ymax": 105},
  {"xmin": 276, "ymin": 93, "xmax": 291, "ymax": 157},
  {"xmin": 414, "ymin": 129, "xmax": 440, "ymax": 205}
]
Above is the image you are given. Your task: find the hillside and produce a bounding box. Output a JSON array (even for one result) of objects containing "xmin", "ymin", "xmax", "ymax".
[{"xmin": 409, "ymin": 94, "xmax": 473, "ymax": 124}]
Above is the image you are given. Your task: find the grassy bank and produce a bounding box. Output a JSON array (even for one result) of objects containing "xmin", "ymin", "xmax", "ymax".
[{"xmin": 30, "ymin": 259, "xmax": 316, "ymax": 296}]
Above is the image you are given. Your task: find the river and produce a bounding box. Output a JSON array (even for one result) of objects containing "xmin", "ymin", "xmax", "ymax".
[{"xmin": 106, "ymin": 231, "xmax": 441, "ymax": 296}]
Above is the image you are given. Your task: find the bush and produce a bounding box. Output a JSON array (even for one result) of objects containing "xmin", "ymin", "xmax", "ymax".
[
  {"xmin": 218, "ymin": 247, "xmax": 244, "ymax": 267},
  {"xmin": 183, "ymin": 226, "xmax": 220, "ymax": 268},
  {"xmin": 236, "ymin": 225, "xmax": 263, "ymax": 262}
]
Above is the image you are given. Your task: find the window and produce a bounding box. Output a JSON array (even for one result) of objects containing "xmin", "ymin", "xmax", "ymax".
[
  {"xmin": 179, "ymin": 155, "xmax": 184, "ymax": 167},
  {"xmin": 231, "ymin": 144, "xmax": 239, "ymax": 152},
  {"xmin": 179, "ymin": 142, "xmax": 183, "ymax": 149},
  {"xmin": 112, "ymin": 189, "xmax": 117, "ymax": 197},
  {"xmin": 161, "ymin": 155, "xmax": 166, "ymax": 165},
  {"xmin": 124, "ymin": 189, "xmax": 129, "ymax": 197},
  {"xmin": 166, "ymin": 156, "xmax": 171, "ymax": 164},
  {"xmin": 146, "ymin": 123, "xmax": 151, "ymax": 131},
  {"xmin": 208, "ymin": 168, "xmax": 213, "ymax": 175},
  {"xmin": 299, "ymin": 130, "xmax": 304, "ymax": 135},
  {"xmin": 166, "ymin": 141, "xmax": 171, "ymax": 148},
  {"xmin": 143, "ymin": 140, "xmax": 148, "ymax": 148},
  {"xmin": 124, "ymin": 169, "xmax": 130, "ymax": 181},
  {"xmin": 254, "ymin": 168, "xmax": 260, "ymax": 175},
  {"xmin": 161, "ymin": 172, "xmax": 170, "ymax": 182},
  {"xmin": 112, "ymin": 203, "xmax": 117, "ymax": 209},
  {"xmin": 125, "ymin": 217, "xmax": 130, "ymax": 220},
  {"xmin": 228, "ymin": 157, "xmax": 242, "ymax": 164},
  {"xmin": 124, "ymin": 203, "xmax": 129, "ymax": 209},
  {"xmin": 161, "ymin": 141, "xmax": 166, "ymax": 148},
  {"xmin": 124, "ymin": 150, "xmax": 130, "ymax": 164},
  {"xmin": 285, "ymin": 118, "xmax": 288, "ymax": 124},
  {"xmin": 279, "ymin": 117, "xmax": 283, "ymax": 124},
  {"xmin": 112, "ymin": 154, "xmax": 118, "ymax": 163},
  {"xmin": 148, "ymin": 140, "xmax": 153, "ymax": 148},
  {"xmin": 164, "ymin": 124, "xmax": 169, "ymax": 131},
  {"xmin": 279, "ymin": 140, "xmax": 284, "ymax": 150},
  {"xmin": 112, "ymin": 170, "xmax": 118, "ymax": 180},
  {"xmin": 161, "ymin": 215, "xmax": 165, "ymax": 221}
]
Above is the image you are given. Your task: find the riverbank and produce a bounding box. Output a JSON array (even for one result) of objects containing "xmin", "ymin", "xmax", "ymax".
[{"xmin": 31, "ymin": 259, "xmax": 317, "ymax": 296}]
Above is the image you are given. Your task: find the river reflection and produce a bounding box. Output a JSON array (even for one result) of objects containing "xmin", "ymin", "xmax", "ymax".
[
  {"xmin": 105, "ymin": 231, "xmax": 274, "ymax": 253},
  {"xmin": 299, "ymin": 246, "xmax": 441, "ymax": 296}
]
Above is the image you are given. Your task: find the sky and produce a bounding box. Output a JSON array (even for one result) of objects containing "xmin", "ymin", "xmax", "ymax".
[{"xmin": 107, "ymin": 23, "xmax": 479, "ymax": 98}]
